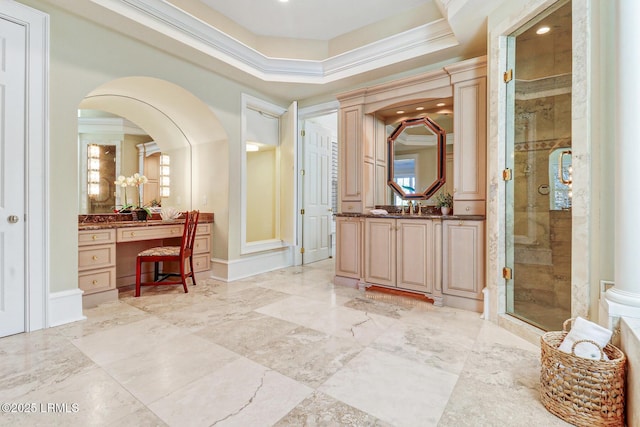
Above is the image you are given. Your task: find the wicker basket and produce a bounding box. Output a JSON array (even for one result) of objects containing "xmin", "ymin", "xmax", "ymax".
[{"xmin": 540, "ymin": 319, "xmax": 626, "ymax": 427}]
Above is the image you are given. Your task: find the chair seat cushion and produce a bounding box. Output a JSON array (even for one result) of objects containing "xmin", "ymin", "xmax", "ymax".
[{"xmin": 138, "ymin": 246, "xmax": 180, "ymax": 257}]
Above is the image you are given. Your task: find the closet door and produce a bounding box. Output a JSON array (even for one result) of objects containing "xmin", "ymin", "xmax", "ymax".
[{"xmin": 0, "ymin": 16, "xmax": 26, "ymax": 337}]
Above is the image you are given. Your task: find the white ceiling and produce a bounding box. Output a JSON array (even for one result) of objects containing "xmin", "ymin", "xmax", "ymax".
[
  {"xmin": 45, "ymin": 0, "xmax": 503, "ymax": 100},
  {"xmin": 200, "ymin": 0, "xmax": 434, "ymax": 40}
]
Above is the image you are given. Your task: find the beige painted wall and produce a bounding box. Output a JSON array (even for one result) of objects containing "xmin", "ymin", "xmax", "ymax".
[
  {"xmin": 18, "ymin": 0, "xmax": 286, "ymax": 292},
  {"xmin": 246, "ymin": 150, "xmax": 276, "ymax": 242}
]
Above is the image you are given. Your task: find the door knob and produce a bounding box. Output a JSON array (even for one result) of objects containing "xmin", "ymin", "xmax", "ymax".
[{"xmin": 7, "ymin": 215, "xmax": 19, "ymax": 224}]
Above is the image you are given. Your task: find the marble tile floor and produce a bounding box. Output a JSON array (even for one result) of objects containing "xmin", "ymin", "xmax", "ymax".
[{"xmin": 0, "ymin": 259, "xmax": 571, "ymax": 426}]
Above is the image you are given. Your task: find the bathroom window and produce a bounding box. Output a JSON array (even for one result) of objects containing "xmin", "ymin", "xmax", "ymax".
[{"xmin": 393, "ymin": 156, "xmax": 417, "ymax": 205}]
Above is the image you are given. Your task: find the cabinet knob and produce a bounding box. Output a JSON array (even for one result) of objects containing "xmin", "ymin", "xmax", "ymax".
[
  {"xmin": 131, "ymin": 232, "xmax": 135, "ymax": 236},
  {"xmin": 92, "ymin": 280, "xmax": 98, "ymax": 285},
  {"xmin": 92, "ymin": 255, "xmax": 98, "ymax": 261},
  {"xmin": 466, "ymin": 206, "xmax": 470, "ymax": 211},
  {"xmin": 92, "ymin": 235, "xmax": 98, "ymax": 240}
]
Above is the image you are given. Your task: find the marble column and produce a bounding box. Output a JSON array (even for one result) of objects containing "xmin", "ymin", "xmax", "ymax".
[{"xmin": 603, "ymin": 0, "xmax": 640, "ymax": 324}]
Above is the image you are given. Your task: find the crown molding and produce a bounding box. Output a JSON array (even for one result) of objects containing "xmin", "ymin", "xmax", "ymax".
[{"xmin": 91, "ymin": 0, "xmax": 459, "ymax": 84}]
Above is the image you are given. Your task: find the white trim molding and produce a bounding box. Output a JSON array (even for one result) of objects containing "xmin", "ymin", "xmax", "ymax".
[
  {"xmin": 91, "ymin": 0, "xmax": 458, "ymax": 84},
  {"xmin": 211, "ymin": 248, "xmax": 294, "ymax": 282},
  {"xmin": 49, "ymin": 289, "xmax": 86, "ymax": 327}
]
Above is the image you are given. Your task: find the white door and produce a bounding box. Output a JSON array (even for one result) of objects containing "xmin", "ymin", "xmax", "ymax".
[
  {"xmin": 0, "ymin": 16, "xmax": 26, "ymax": 337},
  {"xmin": 302, "ymin": 121, "xmax": 332, "ymax": 264}
]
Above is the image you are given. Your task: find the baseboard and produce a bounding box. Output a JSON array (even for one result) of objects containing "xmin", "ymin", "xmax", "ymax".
[
  {"xmin": 82, "ymin": 288, "xmax": 118, "ymax": 309},
  {"xmin": 442, "ymin": 293, "xmax": 484, "ymax": 313},
  {"xmin": 211, "ymin": 248, "xmax": 293, "ymax": 282},
  {"xmin": 49, "ymin": 289, "xmax": 86, "ymax": 327}
]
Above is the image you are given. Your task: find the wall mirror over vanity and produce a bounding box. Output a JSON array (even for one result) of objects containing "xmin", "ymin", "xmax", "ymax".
[
  {"xmin": 77, "ymin": 110, "xmax": 213, "ymax": 308},
  {"xmin": 334, "ymin": 57, "xmax": 487, "ymax": 312},
  {"xmin": 78, "ymin": 109, "xmax": 192, "ymax": 214},
  {"xmin": 382, "ymin": 101, "xmax": 451, "ymax": 205}
]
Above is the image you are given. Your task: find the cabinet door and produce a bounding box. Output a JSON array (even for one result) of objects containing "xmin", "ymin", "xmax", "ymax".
[
  {"xmin": 397, "ymin": 219, "xmax": 433, "ymax": 293},
  {"xmin": 335, "ymin": 217, "xmax": 362, "ymax": 278},
  {"xmin": 453, "ymin": 77, "xmax": 486, "ymax": 202},
  {"xmin": 365, "ymin": 218, "xmax": 395, "ymax": 287},
  {"xmin": 339, "ymin": 106, "xmax": 363, "ymax": 212},
  {"xmin": 443, "ymin": 220, "xmax": 485, "ymax": 299}
]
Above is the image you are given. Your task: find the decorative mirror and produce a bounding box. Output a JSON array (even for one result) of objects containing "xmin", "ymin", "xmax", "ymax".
[{"xmin": 387, "ymin": 117, "xmax": 446, "ymax": 200}]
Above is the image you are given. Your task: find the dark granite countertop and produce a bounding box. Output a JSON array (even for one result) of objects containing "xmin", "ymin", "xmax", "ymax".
[
  {"xmin": 78, "ymin": 212, "xmax": 214, "ymax": 231},
  {"xmin": 334, "ymin": 212, "xmax": 485, "ymax": 221}
]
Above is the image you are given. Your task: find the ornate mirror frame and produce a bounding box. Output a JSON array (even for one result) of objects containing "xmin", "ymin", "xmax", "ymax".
[{"xmin": 387, "ymin": 117, "xmax": 446, "ymax": 200}]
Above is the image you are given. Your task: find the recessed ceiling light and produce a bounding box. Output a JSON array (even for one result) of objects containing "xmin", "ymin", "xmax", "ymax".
[
  {"xmin": 436, "ymin": 102, "xmax": 445, "ymax": 107},
  {"xmin": 396, "ymin": 110, "xmax": 405, "ymax": 114},
  {"xmin": 279, "ymin": 0, "xmax": 289, "ymax": 3},
  {"xmin": 536, "ymin": 26, "xmax": 550, "ymax": 35},
  {"xmin": 416, "ymin": 107, "xmax": 425, "ymax": 111}
]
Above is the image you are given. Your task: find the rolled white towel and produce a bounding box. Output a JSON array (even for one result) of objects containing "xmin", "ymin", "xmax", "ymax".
[
  {"xmin": 558, "ymin": 316, "xmax": 612, "ymax": 360},
  {"xmin": 369, "ymin": 209, "xmax": 388, "ymax": 215}
]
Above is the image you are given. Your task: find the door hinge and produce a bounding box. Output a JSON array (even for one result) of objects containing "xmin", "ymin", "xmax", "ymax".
[
  {"xmin": 300, "ymin": 247, "xmax": 305, "ymax": 254},
  {"xmin": 300, "ymin": 130, "xmax": 306, "ymax": 137},
  {"xmin": 503, "ymin": 69, "xmax": 513, "ymax": 83},
  {"xmin": 503, "ymin": 267, "xmax": 513, "ymax": 280},
  {"xmin": 502, "ymin": 168, "xmax": 512, "ymax": 181},
  {"xmin": 300, "ymin": 209, "xmax": 305, "ymax": 215},
  {"xmin": 300, "ymin": 169, "xmax": 305, "ymax": 176}
]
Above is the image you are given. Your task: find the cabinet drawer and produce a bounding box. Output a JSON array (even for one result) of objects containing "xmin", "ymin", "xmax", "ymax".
[
  {"xmin": 78, "ymin": 244, "xmax": 115, "ymax": 270},
  {"xmin": 453, "ymin": 200, "xmax": 485, "ymax": 215},
  {"xmin": 79, "ymin": 267, "xmax": 116, "ymax": 294},
  {"xmin": 193, "ymin": 235, "xmax": 210, "ymax": 254},
  {"xmin": 116, "ymin": 225, "xmax": 183, "ymax": 242},
  {"xmin": 340, "ymin": 201, "xmax": 362, "ymax": 214},
  {"xmin": 78, "ymin": 229, "xmax": 116, "ymax": 246},
  {"xmin": 197, "ymin": 223, "xmax": 212, "ymax": 235},
  {"xmin": 193, "ymin": 253, "xmax": 210, "ymax": 272}
]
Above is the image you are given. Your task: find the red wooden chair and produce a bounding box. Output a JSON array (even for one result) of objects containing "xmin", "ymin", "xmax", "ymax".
[{"xmin": 135, "ymin": 210, "xmax": 199, "ymax": 297}]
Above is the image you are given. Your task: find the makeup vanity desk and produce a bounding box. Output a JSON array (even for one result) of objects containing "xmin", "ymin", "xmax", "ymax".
[{"xmin": 78, "ymin": 213, "xmax": 214, "ymax": 308}]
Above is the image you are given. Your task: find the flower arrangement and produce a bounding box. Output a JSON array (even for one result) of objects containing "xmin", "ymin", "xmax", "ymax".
[
  {"xmin": 114, "ymin": 173, "xmax": 151, "ymax": 216},
  {"xmin": 434, "ymin": 190, "xmax": 453, "ymax": 208}
]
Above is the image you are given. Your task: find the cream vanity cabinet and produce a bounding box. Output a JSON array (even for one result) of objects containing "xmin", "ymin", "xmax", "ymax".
[
  {"xmin": 442, "ymin": 219, "xmax": 485, "ymax": 309},
  {"xmin": 192, "ymin": 223, "xmax": 212, "ymax": 272},
  {"xmin": 339, "ymin": 104, "xmax": 363, "ymax": 213},
  {"xmin": 365, "ymin": 217, "xmax": 435, "ymax": 294},
  {"xmin": 446, "ymin": 62, "xmax": 487, "ymax": 215},
  {"xmin": 335, "ymin": 216, "xmax": 363, "ymax": 280},
  {"xmin": 78, "ymin": 229, "xmax": 116, "ymax": 295},
  {"xmin": 338, "ymin": 99, "xmax": 387, "ymax": 214},
  {"xmin": 79, "ymin": 219, "xmax": 214, "ymax": 307}
]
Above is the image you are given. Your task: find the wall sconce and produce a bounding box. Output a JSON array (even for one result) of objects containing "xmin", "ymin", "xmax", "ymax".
[
  {"xmin": 160, "ymin": 153, "xmax": 170, "ymax": 198},
  {"xmin": 87, "ymin": 144, "xmax": 100, "ymax": 197}
]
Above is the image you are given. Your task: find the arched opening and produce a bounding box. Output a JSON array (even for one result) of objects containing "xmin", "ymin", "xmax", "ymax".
[{"xmin": 78, "ymin": 77, "xmax": 228, "ymax": 216}]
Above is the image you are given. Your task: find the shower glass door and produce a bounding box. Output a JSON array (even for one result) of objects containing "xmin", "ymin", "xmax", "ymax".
[{"xmin": 505, "ymin": 0, "xmax": 572, "ymax": 331}]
